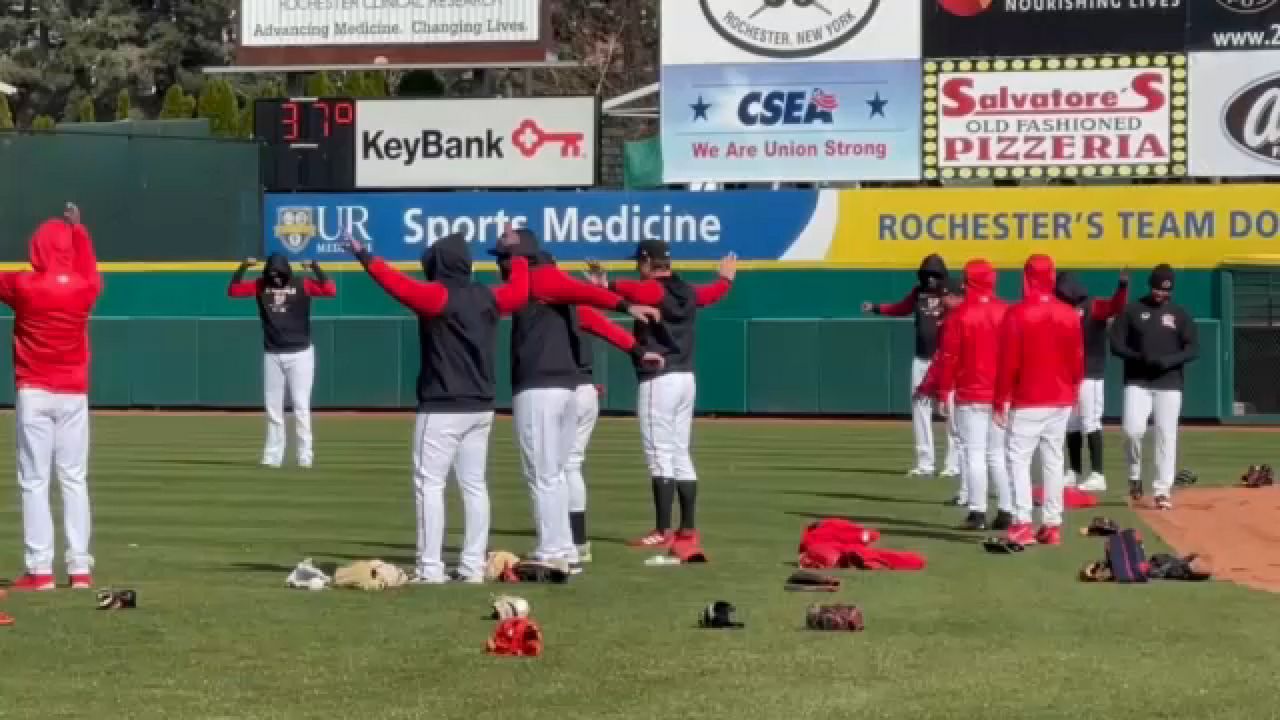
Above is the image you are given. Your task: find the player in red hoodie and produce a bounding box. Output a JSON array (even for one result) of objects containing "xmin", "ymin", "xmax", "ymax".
[
  {"xmin": 0, "ymin": 204, "xmax": 102, "ymax": 592},
  {"xmin": 993, "ymin": 255, "xmax": 1084, "ymax": 547},
  {"xmin": 931, "ymin": 259, "xmax": 1014, "ymax": 532}
]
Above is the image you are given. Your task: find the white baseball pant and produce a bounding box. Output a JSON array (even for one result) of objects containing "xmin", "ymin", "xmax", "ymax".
[
  {"xmin": 910, "ymin": 357, "xmax": 960, "ymax": 474},
  {"xmin": 1005, "ymin": 406, "xmax": 1071, "ymax": 527},
  {"xmin": 263, "ymin": 346, "xmax": 315, "ymax": 466},
  {"xmin": 411, "ymin": 411, "xmax": 493, "ymax": 582},
  {"xmin": 954, "ymin": 404, "xmax": 1012, "ymax": 515},
  {"xmin": 637, "ymin": 372, "xmax": 697, "ymax": 481},
  {"xmin": 513, "ymin": 387, "xmax": 578, "ymax": 563},
  {"xmin": 566, "ymin": 383, "xmax": 600, "ymax": 515},
  {"xmin": 16, "ymin": 388, "xmax": 93, "ymax": 575},
  {"xmin": 1122, "ymin": 386, "xmax": 1183, "ymax": 497},
  {"xmin": 1068, "ymin": 378, "xmax": 1105, "ymax": 434}
]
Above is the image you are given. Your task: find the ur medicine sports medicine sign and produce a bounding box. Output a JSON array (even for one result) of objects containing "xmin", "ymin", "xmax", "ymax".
[
  {"xmin": 355, "ymin": 97, "xmax": 596, "ymax": 189},
  {"xmin": 239, "ymin": 0, "xmax": 541, "ymax": 47},
  {"xmin": 924, "ymin": 57, "xmax": 1188, "ymax": 180}
]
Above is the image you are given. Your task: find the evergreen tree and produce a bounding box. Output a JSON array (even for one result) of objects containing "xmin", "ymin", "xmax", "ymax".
[
  {"xmin": 197, "ymin": 78, "xmax": 237, "ymax": 136},
  {"xmin": 159, "ymin": 84, "xmax": 192, "ymax": 119},
  {"xmin": 304, "ymin": 72, "xmax": 336, "ymax": 97},
  {"xmin": 75, "ymin": 95, "xmax": 95, "ymax": 123},
  {"xmin": 31, "ymin": 115, "xmax": 56, "ymax": 132},
  {"xmin": 115, "ymin": 89, "xmax": 131, "ymax": 120},
  {"xmin": 0, "ymin": 95, "xmax": 14, "ymax": 130}
]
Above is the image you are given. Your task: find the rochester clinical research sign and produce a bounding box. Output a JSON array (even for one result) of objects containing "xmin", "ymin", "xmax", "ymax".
[{"xmin": 239, "ymin": 0, "xmax": 541, "ymax": 47}]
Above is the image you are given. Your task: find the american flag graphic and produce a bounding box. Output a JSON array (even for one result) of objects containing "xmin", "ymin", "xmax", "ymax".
[{"xmin": 810, "ymin": 89, "xmax": 839, "ymax": 112}]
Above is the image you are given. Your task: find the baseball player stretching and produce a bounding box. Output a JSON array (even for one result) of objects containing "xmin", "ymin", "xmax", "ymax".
[
  {"xmin": 348, "ymin": 232, "xmax": 529, "ymax": 584},
  {"xmin": 598, "ymin": 240, "xmax": 735, "ymax": 550},
  {"xmin": 864, "ymin": 254, "xmax": 961, "ymax": 479},
  {"xmin": 993, "ymin": 255, "xmax": 1083, "ymax": 547},
  {"xmin": 1054, "ymin": 271, "xmax": 1128, "ymax": 493},
  {"xmin": 229, "ymin": 254, "xmax": 336, "ymax": 468},
  {"xmin": 0, "ymin": 204, "xmax": 101, "ymax": 592},
  {"xmin": 1109, "ymin": 264, "xmax": 1198, "ymax": 511},
  {"xmin": 534, "ymin": 252, "xmax": 658, "ymax": 564},
  {"xmin": 927, "ymin": 259, "xmax": 1014, "ymax": 532},
  {"xmin": 495, "ymin": 234, "xmax": 661, "ymax": 572}
]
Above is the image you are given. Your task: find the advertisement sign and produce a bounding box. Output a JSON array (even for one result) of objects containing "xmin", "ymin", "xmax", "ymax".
[
  {"xmin": 660, "ymin": 0, "xmax": 921, "ymax": 64},
  {"xmin": 1190, "ymin": 0, "xmax": 1280, "ymax": 52},
  {"xmin": 262, "ymin": 191, "xmax": 829, "ymax": 262},
  {"xmin": 661, "ymin": 61, "xmax": 922, "ymax": 183},
  {"xmin": 354, "ymin": 97, "xmax": 596, "ymax": 189},
  {"xmin": 265, "ymin": 185, "xmax": 1280, "ymax": 268},
  {"xmin": 1189, "ymin": 50, "xmax": 1280, "ymax": 176},
  {"xmin": 923, "ymin": 0, "xmax": 1188, "ymax": 58},
  {"xmin": 924, "ymin": 56, "xmax": 1187, "ymax": 180},
  {"xmin": 239, "ymin": 0, "xmax": 541, "ymax": 47}
]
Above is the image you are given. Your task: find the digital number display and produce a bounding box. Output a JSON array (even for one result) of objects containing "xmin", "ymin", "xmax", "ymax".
[{"xmin": 254, "ymin": 98, "xmax": 357, "ymax": 192}]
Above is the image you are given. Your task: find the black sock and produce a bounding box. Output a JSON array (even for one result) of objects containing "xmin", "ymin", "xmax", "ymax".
[
  {"xmin": 1067, "ymin": 432, "xmax": 1083, "ymax": 475},
  {"xmin": 570, "ymin": 511, "xmax": 586, "ymax": 546},
  {"xmin": 652, "ymin": 477, "xmax": 675, "ymax": 532},
  {"xmin": 677, "ymin": 481, "xmax": 698, "ymax": 531},
  {"xmin": 1087, "ymin": 431, "xmax": 1104, "ymax": 475}
]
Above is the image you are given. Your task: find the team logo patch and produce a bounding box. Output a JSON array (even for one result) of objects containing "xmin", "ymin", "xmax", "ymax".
[
  {"xmin": 1162, "ymin": 314, "xmax": 1177, "ymax": 329},
  {"xmin": 1140, "ymin": 312, "xmax": 1151, "ymax": 321},
  {"xmin": 274, "ymin": 207, "xmax": 317, "ymax": 254}
]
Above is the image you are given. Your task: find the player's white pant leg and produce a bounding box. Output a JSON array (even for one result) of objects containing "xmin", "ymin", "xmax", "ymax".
[
  {"xmin": 262, "ymin": 352, "xmax": 287, "ymax": 465},
  {"xmin": 637, "ymin": 376, "xmax": 677, "ymax": 478},
  {"xmin": 1006, "ymin": 407, "xmax": 1051, "ymax": 526},
  {"xmin": 513, "ymin": 387, "xmax": 577, "ymax": 563},
  {"xmin": 942, "ymin": 396, "xmax": 962, "ymax": 476},
  {"xmin": 1151, "ymin": 390, "xmax": 1183, "ymax": 497},
  {"xmin": 282, "ymin": 347, "xmax": 315, "ymax": 466},
  {"xmin": 1036, "ymin": 408, "xmax": 1072, "ymax": 527},
  {"xmin": 910, "ymin": 357, "xmax": 936, "ymax": 473},
  {"xmin": 16, "ymin": 389, "xmax": 56, "ymax": 575},
  {"xmin": 51, "ymin": 393, "xmax": 93, "ymax": 574},
  {"xmin": 566, "ymin": 383, "xmax": 599, "ymax": 514},
  {"xmin": 1080, "ymin": 378, "xmax": 1105, "ymax": 434},
  {"xmin": 411, "ymin": 413, "xmax": 463, "ymax": 582},
  {"xmin": 671, "ymin": 373, "xmax": 698, "ymax": 482},
  {"xmin": 453, "ymin": 412, "xmax": 494, "ymax": 580},
  {"xmin": 955, "ymin": 404, "xmax": 990, "ymax": 513},
  {"xmin": 1122, "ymin": 385, "xmax": 1155, "ymax": 483},
  {"xmin": 987, "ymin": 415, "xmax": 1013, "ymax": 513}
]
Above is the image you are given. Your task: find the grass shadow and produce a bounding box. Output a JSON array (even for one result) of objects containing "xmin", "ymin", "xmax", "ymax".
[
  {"xmin": 786, "ymin": 510, "xmax": 961, "ymax": 532},
  {"xmin": 765, "ymin": 465, "xmax": 907, "ymax": 479},
  {"xmin": 782, "ymin": 490, "xmax": 943, "ymax": 506}
]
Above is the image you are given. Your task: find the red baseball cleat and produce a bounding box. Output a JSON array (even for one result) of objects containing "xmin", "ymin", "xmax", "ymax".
[
  {"xmin": 69, "ymin": 574, "xmax": 93, "ymax": 590},
  {"xmin": 9, "ymin": 574, "xmax": 55, "ymax": 592},
  {"xmin": 1005, "ymin": 523, "xmax": 1038, "ymax": 547},
  {"xmin": 1035, "ymin": 525, "xmax": 1063, "ymax": 546},
  {"xmin": 673, "ymin": 529, "xmax": 702, "ymax": 547},
  {"xmin": 0, "ymin": 611, "xmax": 13, "ymax": 627},
  {"xmin": 627, "ymin": 530, "xmax": 674, "ymax": 549}
]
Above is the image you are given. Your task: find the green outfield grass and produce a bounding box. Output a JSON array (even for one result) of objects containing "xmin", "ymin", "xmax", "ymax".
[{"xmin": 1, "ymin": 414, "xmax": 1278, "ymax": 720}]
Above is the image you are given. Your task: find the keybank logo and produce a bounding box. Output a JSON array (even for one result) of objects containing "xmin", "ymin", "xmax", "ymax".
[{"xmin": 699, "ymin": 0, "xmax": 880, "ymax": 59}]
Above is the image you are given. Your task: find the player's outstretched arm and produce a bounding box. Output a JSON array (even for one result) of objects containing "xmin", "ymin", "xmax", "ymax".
[
  {"xmin": 695, "ymin": 252, "xmax": 737, "ymax": 307},
  {"xmin": 228, "ymin": 257, "xmax": 259, "ymax": 298},
  {"xmin": 347, "ymin": 236, "xmax": 448, "ymax": 316},
  {"xmin": 493, "ymin": 256, "xmax": 530, "ymax": 315},
  {"xmin": 1091, "ymin": 271, "xmax": 1129, "ymax": 321},
  {"xmin": 866, "ymin": 288, "xmax": 918, "ymax": 317},
  {"xmin": 536, "ymin": 265, "xmax": 660, "ymax": 323},
  {"xmin": 578, "ymin": 306, "xmax": 664, "ymax": 370},
  {"xmin": 303, "ymin": 260, "xmax": 337, "ymax": 298}
]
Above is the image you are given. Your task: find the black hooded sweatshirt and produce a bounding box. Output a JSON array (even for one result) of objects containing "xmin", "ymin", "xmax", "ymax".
[
  {"xmin": 874, "ymin": 254, "xmax": 948, "ymax": 359},
  {"xmin": 1055, "ymin": 272, "xmax": 1128, "ymax": 379},
  {"xmin": 1109, "ymin": 295, "xmax": 1198, "ymax": 392},
  {"xmin": 229, "ymin": 253, "xmax": 336, "ymax": 353},
  {"xmin": 356, "ymin": 233, "xmax": 528, "ymax": 412}
]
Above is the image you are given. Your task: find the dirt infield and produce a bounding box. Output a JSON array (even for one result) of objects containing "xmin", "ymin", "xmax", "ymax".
[{"xmin": 1137, "ymin": 487, "xmax": 1280, "ymax": 593}]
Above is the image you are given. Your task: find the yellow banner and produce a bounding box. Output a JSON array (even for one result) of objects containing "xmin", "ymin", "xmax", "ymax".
[{"xmin": 829, "ymin": 184, "xmax": 1280, "ymax": 269}]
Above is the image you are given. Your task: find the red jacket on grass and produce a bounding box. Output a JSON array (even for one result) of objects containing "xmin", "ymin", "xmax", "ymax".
[
  {"xmin": 994, "ymin": 255, "xmax": 1084, "ymax": 411},
  {"xmin": 0, "ymin": 219, "xmax": 102, "ymax": 395}
]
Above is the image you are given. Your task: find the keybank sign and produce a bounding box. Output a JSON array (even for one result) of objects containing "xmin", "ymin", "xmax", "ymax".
[{"xmin": 262, "ymin": 191, "xmax": 822, "ymax": 262}]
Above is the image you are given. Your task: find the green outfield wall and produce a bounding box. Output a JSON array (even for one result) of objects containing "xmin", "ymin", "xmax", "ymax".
[{"xmin": 0, "ymin": 269, "xmax": 1227, "ymax": 419}]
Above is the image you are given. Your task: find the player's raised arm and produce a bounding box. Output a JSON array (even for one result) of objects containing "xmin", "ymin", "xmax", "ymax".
[
  {"xmin": 1090, "ymin": 271, "xmax": 1129, "ymax": 321},
  {"xmin": 348, "ymin": 236, "xmax": 448, "ymax": 317},
  {"xmin": 534, "ymin": 264, "xmax": 660, "ymax": 323},
  {"xmin": 694, "ymin": 253, "xmax": 736, "ymax": 307},
  {"xmin": 493, "ymin": 255, "xmax": 530, "ymax": 315},
  {"xmin": 65, "ymin": 203, "xmax": 102, "ymax": 296},
  {"xmin": 865, "ymin": 288, "xmax": 919, "ymax": 317},
  {"xmin": 303, "ymin": 260, "xmax": 337, "ymax": 298},
  {"xmin": 228, "ymin": 257, "xmax": 259, "ymax": 298}
]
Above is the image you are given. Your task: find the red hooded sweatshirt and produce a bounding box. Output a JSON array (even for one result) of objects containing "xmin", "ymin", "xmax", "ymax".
[
  {"xmin": 994, "ymin": 255, "xmax": 1083, "ymax": 411},
  {"xmin": 934, "ymin": 259, "xmax": 1008, "ymax": 406},
  {"xmin": 0, "ymin": 220, "xmax": 102, "ymax": 395}
]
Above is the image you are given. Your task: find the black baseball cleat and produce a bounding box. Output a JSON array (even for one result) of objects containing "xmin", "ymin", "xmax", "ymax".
[
  {"xmin": 1128, "ymin": 479, "xmax": 1144, "ymax": 501},
  {"xmin": 991, "ymin": 511, "xmax": 1014, "ymax": 531},
  {"xmin": 961, "ymin": 511, "xmax": 987, "ymax": 531}
]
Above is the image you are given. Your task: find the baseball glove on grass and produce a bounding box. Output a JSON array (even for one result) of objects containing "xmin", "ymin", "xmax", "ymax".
[
  {"xmin": 805, "ymin": 604, "xmax": 865, "ymax": 632},
  {"xmin": 334, "ymin": 560, "xmax": 408, "ymax": 591},
  {"xmin": 785, "ymin": 570, "xmax": 840, "ymax": 592},
  {"xmin": 490, "ymin": 595, "xmax": 530, "ymax": 620},
  {"xmin": 1241, "ymin": 465, "xmax": 1274, "ymax": 488},
  {"xmin": 485, "ymin": 551, "xmax": 521, "ymax": 582},
  {"xmin": 1079, "ymin": 517, "xmax": 1120, "ymax": 537},
  {"xmin": 1174, "ymin": 469, "xmax": 1198, "ymax": 487}
]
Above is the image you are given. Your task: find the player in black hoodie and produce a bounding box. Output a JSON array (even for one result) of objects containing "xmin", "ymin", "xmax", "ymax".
[
  {"xmin": 348, "ymin": 230, "xmax": 529, "ymax": 584},
  {"xmin": 1109, "ymin": 264, "xmax": 1198, "ymax": 511},
  {"xmin": 864, "ymin": 254, "xmax": 960, "ymax": 479},
  {"xmin": 1054, "ymin": 271, "xmax": 1128, "ymax": 494},
  {"xmin": 229, "ymin": 253, "xmax": 336, "ymax": 468}
]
